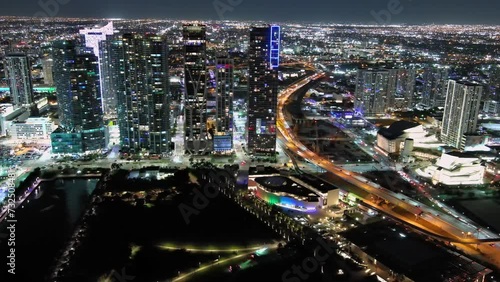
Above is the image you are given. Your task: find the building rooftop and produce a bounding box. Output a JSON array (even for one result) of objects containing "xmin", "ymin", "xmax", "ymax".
[
  {"xmin": 378, "ymin": 120, "xmax": 420, "ymax": 140},
  {"xmin": 295, "ymin": 174, "xmax": 338, "ymax": 193},
  {"xmin": 453, "ymin": 80, "xmax": 482, "ymax": 87},
  {"xmin": 254, "ymin": 176, "xmax": 319, "ymax": 198},
  {"xmin": 340, "ymin": 221, "xmax": 489, "ymax": 281}
]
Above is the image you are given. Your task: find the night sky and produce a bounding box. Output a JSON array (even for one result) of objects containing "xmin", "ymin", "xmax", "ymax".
[{"xmin": 2, "ymin": 0, "xmax": 500, "ymax": 24}]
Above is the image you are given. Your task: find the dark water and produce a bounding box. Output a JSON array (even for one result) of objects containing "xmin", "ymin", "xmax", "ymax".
[{"xmin": 0, "ymin": 178, "xmax": 97, "ymax": 282}]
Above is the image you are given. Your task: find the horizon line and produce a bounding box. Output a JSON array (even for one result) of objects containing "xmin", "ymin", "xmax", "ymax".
[{"xmin": 0, "ymin": 15, "xmax": 500, "ymax": 27}]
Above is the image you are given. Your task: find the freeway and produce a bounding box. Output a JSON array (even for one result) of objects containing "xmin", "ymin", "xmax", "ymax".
[
  {"xmin": 328, "ymin": 116, "xmax": 500, "ymax": 244},
  {"xmin": 276, "ymin": 73, "xmax": 500, "ymax": 258}
]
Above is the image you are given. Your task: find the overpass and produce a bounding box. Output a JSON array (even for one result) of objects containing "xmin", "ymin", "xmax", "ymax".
[
  {"xmin": 360, "ymin": 201, "xmax": 500, "ymax": 245},
  {"xmin": 276, "ymin": 73, "xmax": 500, "ymax": 253}
]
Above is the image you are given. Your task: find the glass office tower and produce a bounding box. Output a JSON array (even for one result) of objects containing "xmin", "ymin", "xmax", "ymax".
[
  {"xmin": 214, "ymin": 58, "xmax": 234, "ymax": 153},
  {"xmin": 247, "ymin": 25, "xmax": 280, "ymax": 155},
  {"xmin": 50, "ymin": 42, "xmax": 105, "ymax": 153},
  {"xmin": 102, "ymin": 33, "xmax": 170, "ymax": 155},
  {"xmin": 183, "ymin": 24, "xmax": 210, "ymax": 155}
]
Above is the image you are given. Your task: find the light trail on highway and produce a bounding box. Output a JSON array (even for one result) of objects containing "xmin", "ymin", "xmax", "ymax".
[{"xmin": 276, "ymin": 72, "xmax": 500, "ymax": 268}]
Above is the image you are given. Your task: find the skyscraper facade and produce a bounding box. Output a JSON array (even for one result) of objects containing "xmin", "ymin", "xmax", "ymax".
[
  {"xmin": 52, "ymin": 40, "xmax": 77, "ymax": 129},
  {"xmin": 80, "ymin": 22, "xmax": 115, "ymax": 117},
  {"xmin": 99, "ymin": 36, "xmax": 121, "ymax": 120},
  {"xmin": 247, "ymin": 25, "xmax": 280, "ymax": 155},
  {"xmin": 108, "ymin": 33, "xmax": 170, "ymax": 155},
  {"xmin": 422, "ymin": 67, "xmax": 449, "ymax": 108},
  {"xmin": 79, "ymin": 22, "xmax": 114, "ymax": 56},
  {"xmin": 354, "ymin": 69, "xmax": 390, "ymax": 115},
  {"xmin": 50, "ymin": 41, "xmax": 106, "ymax": 153},
  {"xmin": 183, "ymin": 24, "xmax": 210, "ymax": 155},
  {"xmin": 214, "ymin": 58, "xmax": 234, "ymax": 153},
  {"xmin": 392, "ymin": 68, "xmax": 416, "ymax": 109},
  {"xmin": 5, "ymin": 54, "xmax": 33, "ymax": 108},
  {"xmin": 70, "ymin": 51, "xmax": 106, "ymax": 151},
  {"xmin": 42, "ymin": 57, "xmax": 54, "ymax": 85},
  {"xmin": 441, "ymin": 80, "xmax": 482, "ymax": 150},
  {"xmin": 355, "ymin": 68, "xmax": 416, "ymax": 115}
]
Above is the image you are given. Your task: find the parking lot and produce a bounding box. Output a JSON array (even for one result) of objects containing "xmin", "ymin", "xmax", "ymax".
[{"xmin": 0, "ymin": 142, "xmax": 49, "ymax": 168}]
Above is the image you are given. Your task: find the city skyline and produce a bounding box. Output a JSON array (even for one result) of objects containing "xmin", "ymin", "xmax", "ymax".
[{"xmin": 2, "ymin": 15, "xmax": 500, "ymax": 282}]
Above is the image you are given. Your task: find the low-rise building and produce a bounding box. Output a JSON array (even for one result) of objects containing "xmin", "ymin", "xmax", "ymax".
[
  {"xmin": 376, "ymin": 121, "xmax": 425, "ymax": 155},
  {"xmin": 340, "ymin": 221, "xmax": 491, "ymax": 282},
  {"xmin": 417, "ymin": 151, "xmax": 486, "ymax": 186},
  {"xmin": 483, "ymin": 100, "xmax": 500, "ymax": 116},
  {"xmin": 249, "ymin": 175, "xmax": 321, "ymax": 212},
  {"xmin": 0, "ymin": 104, "xmax": 29, "ymax": 136},
  {"xmin": 10, "ymin": 117, "xmax": 54, "ymax": 140},
  {"xmin": 248, "ymin": 169, "xmax": 340, "ymax": 212},
  {"xmin": 50, "ymin": 128, "xmax": 83, "ymax": 154}
]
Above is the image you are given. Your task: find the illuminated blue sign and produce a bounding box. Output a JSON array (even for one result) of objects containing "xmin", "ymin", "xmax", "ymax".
[{"xmin": 270, "ymin": 25, "xmax": 280, "ymax": 69}]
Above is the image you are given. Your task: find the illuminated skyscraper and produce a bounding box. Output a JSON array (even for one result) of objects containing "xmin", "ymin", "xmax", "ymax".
[
  {"xmin": 391, "ymin": 68, "xmax": 416, "ymax": 108},
  {"xmin": 214, "ymin": 58, "xmax": 234, "ymax": 153},
  {"xmin": 70, "ymin": 51, "xmax": 106, "ymax": 151},
  {"xmin": 79, "ymin": 22, "xmax": 114, "ymax": 56},
  {"xmin": 5, "ymin": 54, "xmax": 33, "ymax": 108},
  {"xmin": 80, "ymin": 22, "xmax": 115, "ymax": 117},
  {"xmin": 489, "ymin": 66, "xmax": 500, "ymax": 102},
  {"xmin": 183, "ymin": 24, "xmax": 210, "ymax": 155},
  {"xmin": 441, "ymin": 80, "xmax": 482, "ymax": 150},
  {"xmin": 42, "ymin": 57, "xmax": 54, "ymax": 85},
  {"xmin": 51, "ymin": 40, "xmax": 77, "ymax": 129},
  {"xmin": 50, "ymin": 42, "xmax": 105, "ymax": 153},
  {"xmin": 105, "ymin": 33, "xmax": 171, "ymax": 155},
  {"xmin": 247, "ymin": 25, "xmax": 280, "ymax": 155},
  {"xmin": 99, "ymin": 36, "xmax": 120, "ymax": 120},
  {"xmin": 354, "ymin": 69, "xmax": 390, "ymax": 116},
  {"xmin": 355, "ymin": 68, "xmax": 415, "ymax": 115},
  {"xmin": 422, "ymin": 67, "xmax": 449, "ymax": 107}
]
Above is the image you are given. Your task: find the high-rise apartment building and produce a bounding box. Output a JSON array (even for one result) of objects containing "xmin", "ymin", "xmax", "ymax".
[
  {"xmin": 183, "ymin": 24, "xmax": 210, "ymax": 155},
  {"xmin": 80, "ymin": 22, "xmax": 115, "ymax": 117},
  {"xmin": 247, "ymin": 25, "xmax": 280, "ymax": 155},
  {"xmin": 99, "ymin": 36, "xmax": 121, "ymax": 120},
  {"xmin": 354, "ymin": 69, "xmax": 390, "ymax": 115},
  {"xmin": 441, "ymin": 80, "xmax": 482, "ymax": 150},
  {"xmin": 5, "ymin": 54, "xmax": 33, "ymax": 108},
  {"xmin": 52, "ymin": 40, "xmax": 77, "ymax": 130},
  {"xmin": 71, "ymin": 51, "xmax": 106, "ymax": 151},
  {"xmin": 42, "ymin": 57, "xmax": 54, "ymax": 85},
  {"xmin": 214, "ymin": 58, "xmax": 234, "ymax": 153},
  {"xmin": 79, "ymin": 22, "xmax": 114, "ymax": 56},
  {"xmin": 355, "ymin": 68, "xmax": 415, "ymax": 115},
  {"xmin": 103, "ymin": 33, "xmax": 170, "ymax": 155},
  {"xmin": 422, "ymin": 67, "xmax": 449, "ymax": 108},
  {"xmin": 50, "ymin": 42, "xmax": 106, "ymax": 153},
  {"xmin": 392, "ymin": 68, "xmax": 416, "ymax": 108}
]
